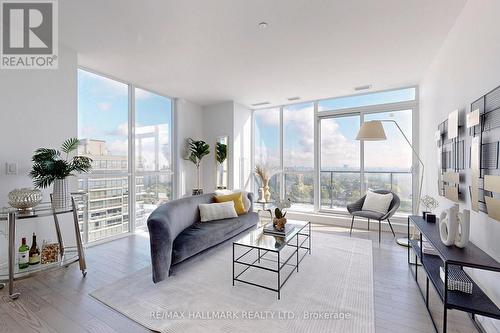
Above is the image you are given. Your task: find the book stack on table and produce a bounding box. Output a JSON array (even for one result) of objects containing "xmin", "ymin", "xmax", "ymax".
[{"xmin": 263, "ymin": 223, "xmax": 295, "ymax": 237}]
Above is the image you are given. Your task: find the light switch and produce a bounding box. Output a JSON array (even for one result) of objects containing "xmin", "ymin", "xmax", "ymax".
[{"xmin": 6, "ymin": 162, "xmax": 18, "ymax": 175}]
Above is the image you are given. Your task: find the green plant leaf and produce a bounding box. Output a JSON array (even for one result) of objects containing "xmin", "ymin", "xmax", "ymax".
[
  {"xmin": 216, "ymin": 142, "xmax": 227, "ymax": 164},
  {"xmin": 69, "ymin": 156, "xmax": 93, "ymax": 173},
  {"xmin": 29, "ymin": 138, "xmax": 92, "ymax": 188},
  {"xmin": 32, "ymin": 148, "xmax": 60, "ymax": 163},
  {"xmin": 184, "ymin": 138, "xmax": 210, "ymax": 166},
  {"xmin": 61, "ymin": 138, "xmax": 80, "ymax": 154}
]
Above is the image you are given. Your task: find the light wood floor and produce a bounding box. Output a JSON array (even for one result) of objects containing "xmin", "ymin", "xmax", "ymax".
[{"xmin": 0, "ymin": 224, "xmax": 479, "ymax": 333}]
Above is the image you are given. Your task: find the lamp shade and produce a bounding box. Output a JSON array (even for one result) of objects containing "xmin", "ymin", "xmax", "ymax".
[{"xmin": 356, "ymin": 120, "xmax": 387, "ymax": 141}]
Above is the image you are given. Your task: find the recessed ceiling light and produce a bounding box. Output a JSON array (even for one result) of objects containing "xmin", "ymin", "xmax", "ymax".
[
  {"xmin": 354, "ymin": 84, "xmax": 372, "ymax": 91},
  {"xmin": 258, "ymin": 22, "xmax": 268, "ymax": 29},
  {"xmin": 251, "ymin": 101, "xmax": 271, "ymax": 107},
  {"xmin": 287, "ymin": 96, "xmax": 300, "ymax": 101}
]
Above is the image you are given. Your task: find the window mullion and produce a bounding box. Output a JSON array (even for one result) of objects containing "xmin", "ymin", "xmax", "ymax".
[
  {"xmin": 129, "ymin": 85, "xmax": 136, "ymax": 233},
  {"xmin": 360, "ymin": 112, "xmax": 365, "ymax": 195},
  {"xmin": 279, "ymin": 106, "xmax": 285, "ymax": 201}
]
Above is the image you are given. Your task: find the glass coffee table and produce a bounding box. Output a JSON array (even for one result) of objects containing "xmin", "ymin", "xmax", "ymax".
[{"xmin": 232, "ymin": 220, "xmax": 311, "ymax": 299}]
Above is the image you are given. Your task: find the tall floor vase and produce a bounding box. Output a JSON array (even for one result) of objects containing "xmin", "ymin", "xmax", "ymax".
[{"xmin": 52, "ymin": 179, "xmax": 72, "ymax": 209}]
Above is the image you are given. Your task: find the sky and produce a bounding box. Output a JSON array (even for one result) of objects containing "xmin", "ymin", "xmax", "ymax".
[
  {"xmin": 254, "ymin": 88, "xmax": 414, "ymax": 172},
  {"xmin": 78, "ymin": 69, "xmax": 172, "ymax": 170}
]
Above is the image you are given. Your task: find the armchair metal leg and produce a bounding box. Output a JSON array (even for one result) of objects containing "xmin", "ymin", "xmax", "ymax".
[
  {"xmin": 367, "ymin": 218, "xmax": 370, "ymax": 230},
  {"xmin": 378, "ymin": 220, "xmax": 381, "ymax": 243},
  {"xmin": 350, "ymin": 215, "xmax": 355, "ymax": 236},
  {"xmin": 387, "ymin": 218, "xmax": 396, "ymax": 237}
]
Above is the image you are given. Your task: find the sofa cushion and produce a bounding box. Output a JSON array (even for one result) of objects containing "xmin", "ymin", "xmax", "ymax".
[
  {"xmin": 199, "ymin": 201, "xmax": 238, "ymax": 222},
  {"xmin": 215, "ymin": 189, "xmax": 251, "ymax": 212},
  {"xmin": 352, "ymin": 210, "xmax": 385, "ymax": 220},
  {"xmin": 214, "ymin": 192, "xmax": 246, "ymax": 215},
  {"xmin": 362, "ymin": 190, "xmax": 393, "ymax": 214}
]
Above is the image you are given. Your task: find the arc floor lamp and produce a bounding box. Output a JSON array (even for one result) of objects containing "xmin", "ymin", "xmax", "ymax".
[{"xmin": 356, "ymin": 120, "xmax": 424, "ymax": 247}]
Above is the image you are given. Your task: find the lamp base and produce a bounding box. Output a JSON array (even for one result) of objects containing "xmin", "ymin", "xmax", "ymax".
[{"xmin": 396, "ymin": 237, "xmax": 410, "ymax": 247}]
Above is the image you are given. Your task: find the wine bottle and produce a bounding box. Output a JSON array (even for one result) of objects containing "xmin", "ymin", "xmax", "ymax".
[
  {"xmin": 29, "ymin": 233, "xmax": 40, "ymax": 265},
  {"xmin": 18, "ymin": 237, "xmax": 29, "ymax": 269}
]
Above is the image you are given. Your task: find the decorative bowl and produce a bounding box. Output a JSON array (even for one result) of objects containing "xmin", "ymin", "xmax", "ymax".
[{"xmin": 8, "ymin": 188, "xmax": 43, "ymax": 212}]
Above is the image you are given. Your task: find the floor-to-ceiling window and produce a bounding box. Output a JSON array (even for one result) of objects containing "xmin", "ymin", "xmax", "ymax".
[
  {"xmin": 320, "ymin": 115, "xmax": 361, "ymax": 210},
  {"xmin": 254, "ymin": 107, "xmax": 280, "ymax": 202},
  {"xmin": 77, "ymin": 69, "xmax": 173, "ymax": 243},
  {"xmin": 253, "ymin": 87, "xmax": 417, "ymax": 216},
  {"xmin": 283, "ymin": 102, "xmax": 314, "ymax": 211},
  {"xmin": 134, "ymin": 88, "xmax": 173, "ymax": 228},
  {"xmin": 364, "ymin": 110, "xmax": 413, "ymax": 213}
]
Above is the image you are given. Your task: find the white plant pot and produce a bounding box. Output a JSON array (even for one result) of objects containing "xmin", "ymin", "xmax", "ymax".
[{"xmin": 52, "ymin": 179, "xmax": 72, "ymax": 209}]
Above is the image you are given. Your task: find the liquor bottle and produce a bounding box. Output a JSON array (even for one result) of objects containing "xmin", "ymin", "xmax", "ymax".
[
  {"xmin": 29, "ymin": 233, "xmax": 40, "ymax": 265},
  {"xmin": 18, "ymin": 237, "xmax": 29, "ymax": 269}
]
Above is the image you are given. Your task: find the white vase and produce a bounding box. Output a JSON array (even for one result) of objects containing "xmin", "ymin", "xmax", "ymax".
[
  {"xmin": 455, "ymin": 209, "xmax": 470, "ymax": 248},
  {"xmin": 439, "ymin": 204, "xmax": 459, "ymax": 246},
  {"xmin": 52, "ymin": 179, "xmax": 71, "ymax": 209}
]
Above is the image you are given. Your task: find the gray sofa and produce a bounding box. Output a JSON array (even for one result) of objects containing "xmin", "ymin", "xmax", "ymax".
[{"xmin": 147, "ymin": 192, "xmax": 258, "ymax": 283}]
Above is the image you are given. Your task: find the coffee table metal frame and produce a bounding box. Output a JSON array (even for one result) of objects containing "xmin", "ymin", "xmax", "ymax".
[{"xmin": 232, "ymin": 221, "xmax": 311, "ymax": 299}]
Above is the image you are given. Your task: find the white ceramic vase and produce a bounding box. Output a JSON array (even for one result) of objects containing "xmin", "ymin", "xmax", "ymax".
[
  {"xmin": 52, "ymin": 178, "xmax": 72, "ymax": 209},
  {"xmin": 439, "ymin": 204, "xmax": 459, "ymax": 246},
  {"xmin": 455, "ymin": 209, "xmax": 470, "ymax": 248},
  {"xmin": 439, "ymin": 204, "xmax": 471, "ymax": 248}
]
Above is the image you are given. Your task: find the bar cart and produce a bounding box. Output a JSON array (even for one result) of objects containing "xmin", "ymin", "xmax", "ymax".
[{"xmin": 0, "ymin": 194, "xmax": 87, "ymax": 299}]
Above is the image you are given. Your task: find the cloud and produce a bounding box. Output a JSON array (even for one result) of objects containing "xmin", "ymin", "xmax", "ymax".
[
  {"xmin": 106, "ymin": 122, "xmax": 128, "ymax": 137},
  {"xmin": 107, "ymin": 139, "xmax": 128, "ymax": 156},
  {"xmin": 97, "ymin": 102, "xmax": 112, "ymax": 112},
  {"xmin": 135, "ymin": 88, "xmax": 154, "ymax": 100}
]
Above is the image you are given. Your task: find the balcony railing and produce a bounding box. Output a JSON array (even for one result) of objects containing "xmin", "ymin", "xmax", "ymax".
[{"xmin": 320, "ymin": 170, "xmax": 412, "ymax": 213}]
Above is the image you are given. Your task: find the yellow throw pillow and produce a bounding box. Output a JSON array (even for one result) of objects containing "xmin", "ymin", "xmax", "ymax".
[{"xmin": 214, "ymin": 192, "xmax": 246, "ymax": 215}]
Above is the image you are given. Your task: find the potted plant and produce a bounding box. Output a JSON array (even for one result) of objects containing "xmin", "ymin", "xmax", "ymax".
[
  {"xmin": 255, "ymin": 164, "xmax": 271, "ymax": 202},
  {"xmin": 29, "ymin": 138, "xmax": 92, "ymax": 209},
  {"xmin": 184, "ymin": 138, "xmax": 210, "ymax": 195},
  {"xmin": 216, "ymin": 142, "xmax": 227, "ymax": 189}
]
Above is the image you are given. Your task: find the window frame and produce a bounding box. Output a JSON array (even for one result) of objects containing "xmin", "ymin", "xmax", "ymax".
[
  {"xmin": 77, "ymin": 67, "xmax": 175, "ymax": 242},
  {"xmin": 251, "ymin": 86, "xmax": 419, "ymax": 216}
]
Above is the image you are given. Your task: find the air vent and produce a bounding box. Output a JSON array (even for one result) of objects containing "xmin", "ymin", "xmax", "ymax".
[
  {"xmin": 251, "ymin": 101, "xmax": 271, "ymax": 107},
  {"xmin": 287, "ymin": 96, "xmax": 300, "ymax": 101},
  {"xmin": 354, "ymin": 85, "xmax": 372, "ymax": 91}
]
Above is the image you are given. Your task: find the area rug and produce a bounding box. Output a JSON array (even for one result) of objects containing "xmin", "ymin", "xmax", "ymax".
[{"xmin": 90, "ymin": 232, "xmax": 374, "ymax": 333}]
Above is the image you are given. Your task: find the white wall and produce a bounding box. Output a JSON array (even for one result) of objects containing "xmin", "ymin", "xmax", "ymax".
[
  {"xmin": 0, "ymin": 45, "xmax": 78, "ymax": 265},
  {"xmin": 175, "ymin": 98, "xmax": 204, "ymax": 197},
  {"xmin": 199, "ymin": 101, "xmax": 252, "ymax": 193},
  {"xmin": 420, "ymin": 0, "xmax": 500, "ymax": 331},
  {"xmin": 233, "ymin": 102, "xmax": 252, "ymax": 191}
]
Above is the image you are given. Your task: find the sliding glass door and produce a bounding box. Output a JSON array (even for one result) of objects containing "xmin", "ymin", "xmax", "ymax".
[
  {"xmin": 318, "ymin": 109, "xmax": 413, "ymax": 214},
  {"xmin": 319, "ymin": 115, "xmax": 361, "ymax": 211},
  {"xmin": 363, "ymin": 110, "xmax": 413, "ymax": 213}
]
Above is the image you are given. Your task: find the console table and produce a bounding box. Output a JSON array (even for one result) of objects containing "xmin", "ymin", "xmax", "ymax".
[{"xmin": 408, "ymin": 215, "xmax": 500, "ymax": 333}]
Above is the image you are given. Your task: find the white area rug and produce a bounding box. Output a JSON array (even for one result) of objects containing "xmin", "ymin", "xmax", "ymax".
[{"xmin": 90, "ymin": 232, "xmax": 374, "ymax": 333}]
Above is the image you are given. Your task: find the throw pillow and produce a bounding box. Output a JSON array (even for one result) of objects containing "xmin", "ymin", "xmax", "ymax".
[
  {"xmin": 214, "ymin": 192, "xmax": 246, "ymax": 215},
  {"xmin": 214, "ymin": 189, "xmax": 251, "ymax": 212},
  {"xmin": 362, "ymin": 191, "xmax": 393, "ymax": 214},
  {"xmin": 199, "ymin": 202, "xmax": 238, "ymax": 222}
]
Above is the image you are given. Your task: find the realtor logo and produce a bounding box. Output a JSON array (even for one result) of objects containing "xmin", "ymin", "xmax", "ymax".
[{"xmin": 1, "ymin": 0, "xmax": 58, "ymax": 69}]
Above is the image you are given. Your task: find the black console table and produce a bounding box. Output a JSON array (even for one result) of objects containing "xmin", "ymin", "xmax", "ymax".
[{"xmin": 408, "ymin": 215, "xmax": 500, "ymax": 333}]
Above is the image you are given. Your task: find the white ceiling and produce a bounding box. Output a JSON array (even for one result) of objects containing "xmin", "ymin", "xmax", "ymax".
[{"xmin": 61, "ymin": 0, "xmax": 467, "ymax": 107}]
